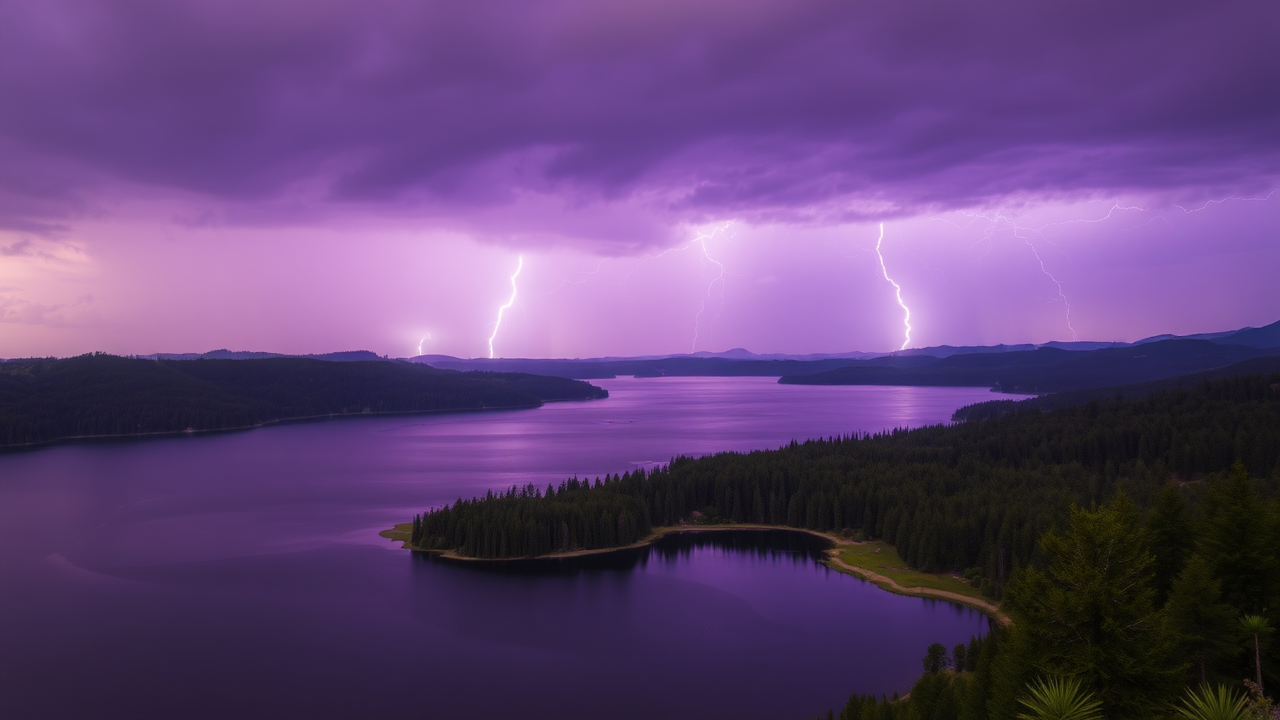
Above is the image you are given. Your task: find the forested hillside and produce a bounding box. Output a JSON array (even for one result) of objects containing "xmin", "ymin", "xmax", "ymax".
[
  {"xmin": 411, "ymin": 372, "xmax": 1280, "ymax": 599},
  {"xmin": 0, "ymin": 353, "xmax": 606, "ymax": 447},
  {"xmin": 778, "ymin": 339, "xmax": 1280, "ymax": 394},
  {"xmin": 828, "ymin": 471, "xmax": 1279, "ymax": 719},
  {"xmin": 953, "ymin": 356, "xmax": 1280, "ymax": 421}
]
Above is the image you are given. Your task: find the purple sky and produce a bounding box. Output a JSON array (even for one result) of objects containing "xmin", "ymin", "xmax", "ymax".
[{"xmin": 2, "ymin": 1, "xmax": 1278, "ymax": 359}]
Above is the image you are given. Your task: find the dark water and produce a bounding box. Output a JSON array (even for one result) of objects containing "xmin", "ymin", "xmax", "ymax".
[{"xmin": 0, "ymin": 378, "xmax": 1002, "ymax": 719}]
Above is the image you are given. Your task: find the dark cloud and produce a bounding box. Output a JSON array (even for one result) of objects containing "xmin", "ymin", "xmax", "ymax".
[{"xmin": 1, "ymin": 1, "xmax": 1277, "ymax": 237}]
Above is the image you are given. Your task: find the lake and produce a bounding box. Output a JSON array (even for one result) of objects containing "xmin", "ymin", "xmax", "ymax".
[{"xmin": 0, "ymin": 377, "xmax": 1005, "ymax": 719}]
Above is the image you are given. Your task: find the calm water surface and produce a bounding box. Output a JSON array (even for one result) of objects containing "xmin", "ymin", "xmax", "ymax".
[{"xmin": 0, "ymin": 378, "xmax": 1004, "ymax": 719}]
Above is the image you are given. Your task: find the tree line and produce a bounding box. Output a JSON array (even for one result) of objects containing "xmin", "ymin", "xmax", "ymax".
[
  {"xmin": 412, "ymin": 372, "xmax": 1280, "ymax": 601},
  {"xmin": 0, "ymin": 353, "xmax": 607, "ymax": 447},
  {"xmin": 412, "ymin": 478, "xmax": 651, "ymax": 558}
]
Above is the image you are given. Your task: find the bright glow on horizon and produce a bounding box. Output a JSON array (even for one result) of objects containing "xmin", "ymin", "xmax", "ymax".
[
  {"xmin": 875, "ymin": 223, "xmax": 912, "ymax": 351},
  {"xmin": 487, "ymin": 256, "xmax": 523, "ymax": 359}
]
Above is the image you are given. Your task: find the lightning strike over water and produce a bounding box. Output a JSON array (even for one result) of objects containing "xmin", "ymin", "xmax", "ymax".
[
  {"xmin": 875, "ymin": 223, "xmax": 912, "ymax": 351},
  {"xmin": 487, "ymin": 256, "xmax": 523, "ymax": 359}
]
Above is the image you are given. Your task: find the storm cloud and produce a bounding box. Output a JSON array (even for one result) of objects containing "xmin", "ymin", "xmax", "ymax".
[
  {"xmin": 2, "ymin": 1, "xmax": 1277, "ymax": 245},
  {"xmin": 2, "ymin": 1, "xmax": 1278, "ymax": 359}
]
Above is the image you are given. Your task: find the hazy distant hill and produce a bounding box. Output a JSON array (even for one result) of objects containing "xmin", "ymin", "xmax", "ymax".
[
  {"xmin": 1134, "ymin": 318, "xmax": 1280, "ymax": 348},
  {"xmin": 952, "ymin": 355, "xmax": 1280, "ymax": 421},
  {"xmin": 409, "ymin": 324, "xmax": 1279, "ymax": 391},
  {"xmin": 412, "ymin": 355, "xmax": 874, "ymax": 379},
  {"xmin": 0, "ymin": 354, "xmax": 607, "ymax": 448},
  {"xmin": 135, "ymin": 349, "xmax": 389, "ymax": 362},
  {"xmin": 1207, "ymin": 321, "xmax": 1280, "ymax": 348},
  {"xmin": 778, "ymin": 339, "xmax": 1280, "ymax": 394},
  {"xmin": 11, "ymin": 319, "xmax": 1274, "ymax": 392},
  {"xmin": 406, "ymin": 319, "xmax": 1280, "ymax": 380}
]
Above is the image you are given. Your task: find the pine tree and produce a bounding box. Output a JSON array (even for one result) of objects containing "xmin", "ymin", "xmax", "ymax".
[
  {"xmin": 924, "ymin": 643, "xmax": 951, "ymax": 674},
  {"xmin": 953, "ymin": 643, "xmax": 968, "ymax": 675},
  {"xmin": 1001, "ymin": 495, "xmax": 1184, "ymax": 719},
  {"xmin": 1146, "ymin": 482, "xmax": 1194, "ymax": 605},
  {"xmin": 1166, "ymin": 554, "xmax": 1238, "ymax": 685},
  {"xmin": 1200, "ymin": 463, "xmax": 1278, "ymax": 614},
  {"xmin": 961, "ymin": 628, "xmax": 1000, "ymax": 720}
]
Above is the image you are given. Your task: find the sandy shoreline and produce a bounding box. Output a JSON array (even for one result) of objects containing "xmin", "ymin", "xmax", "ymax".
[
  {"xmin": 822, "ymin": 552, "xmax": 1009, "ymax": 623},
  {"xmin": 379, "ymin": 522, "xmax": 831, "ymax": 560},
  {"xmin": 379, "ymin": 521, "xmax": 1006, "ymax": 621}
]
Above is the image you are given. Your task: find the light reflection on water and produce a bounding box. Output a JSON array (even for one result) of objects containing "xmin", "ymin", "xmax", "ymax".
[{"xmin": 0, "ymin": 378, "xmax": 1005, "ymax": 720}]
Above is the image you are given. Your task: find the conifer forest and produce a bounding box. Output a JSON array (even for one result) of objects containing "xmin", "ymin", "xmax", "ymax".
[{"xmin": 412, "ymin": 373, "xmax": 1280, "ymax": 719}]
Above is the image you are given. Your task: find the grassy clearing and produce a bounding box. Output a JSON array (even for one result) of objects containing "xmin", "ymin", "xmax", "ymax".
[
  {"xmin": 379, "ymin": 522, "xmax": 413, "ymax": 546},
  {"xmin": 835, "ymin": 540, "xmax": 986, "ymax": 600}
]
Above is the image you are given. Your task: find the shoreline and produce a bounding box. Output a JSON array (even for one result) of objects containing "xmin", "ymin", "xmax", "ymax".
[
  {"xmin": 379, "ymin": 522, "xmax": 1007, "ymax": 622},
  {"xmin": 822, "ymin": 552, "xmax": 1008, "ymax": 623},
  {"xmin": 0, "ymin": 398, "xmax": 612, "ymax": 453}
]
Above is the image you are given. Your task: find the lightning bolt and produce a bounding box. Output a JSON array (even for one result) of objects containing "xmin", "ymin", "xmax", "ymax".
[
  {"xmin": 875, "ymin": 223, "xmax": 912, "ymax": 351},
  {"xmin": 487, "ymin": 256, "xmax": 523, "ymax": 359},
  {"xmin": 1021, "ymin": 237, "xmax": 1077, "ymax": 340},
  {"xmin": 1008, "ymin": 189, "xmax": 1274, "ymax": 341},
  {"xmin": 1173, "ymin": 188, "xmax": 1278, "ymax": 214},
  {"xmin": 951, "ymin": 210, "xmax": 1080, "ymax": 341},
  {"xmin": 417, "ymin": 333, "xmax": 432, "ymax": 357},
  {"xmin": 545, "ymin": 260, "xmax": 604, "ymax": 296},
  {"xmin": 690, "ymin": 224, "xmax": 730, "ymax": 353},
  {"xmin": 611, "ymin": 222, "xmax": 735, "ymax": 353},
  {"xmin": 946, "ymin": 190, "xmax": 1274, "ymax": 342}
]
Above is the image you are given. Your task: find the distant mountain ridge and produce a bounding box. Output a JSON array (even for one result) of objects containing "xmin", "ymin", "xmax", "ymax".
[
  {"xmin": 7, "ymin": 320, "xmax": 1276, "ymax": 391},
  {"xmin": 1135, "ymin": 320, "xmax": 1280, "ymax": 349},
  {"xmin": 9, "ymin": 319, "xmax": 1269, "ymax": 367},
  {"xmin": 409, "ymin": 319, "xmax": 1280, "ymax": 366},
  {"xmin": 779, "ymin": 338, "xmax": 1280, "ymax": 394},
  {"xmin": 134, "ymin": 349, "xmax": 389, "ymax": 362},
  {"xmin": 405, "ymin": 320, "xmax": 1280, "ymax": 386}
]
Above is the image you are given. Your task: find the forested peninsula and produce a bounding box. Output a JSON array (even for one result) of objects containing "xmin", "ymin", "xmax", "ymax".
[
  {"xmin": 407, "ymin": 372, "xmax": 1278, "ymax": 575},
  {"xmin": 0, "ymin": 353, "xmax": 606, "ymax": 448},
  {"xmin": 402, "ymin": 371, "xmax": 1280, "ymax": 718}
]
